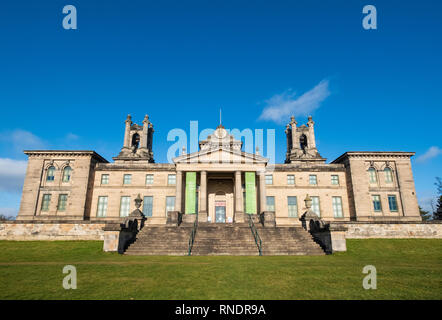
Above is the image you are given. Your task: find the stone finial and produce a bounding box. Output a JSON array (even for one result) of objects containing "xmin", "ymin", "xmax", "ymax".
[
  {"xmin": 125, "ymin": 114, "xmax": 132, "ymax": 123},
  {"xmin": 304, "ymin": 194, "xmax": 312, "ymax": 209},
  {"xmin": 255, "ymin": 146, "xmax": 260, "ymax": 155},
  {"xmin": 143, "ymin": 114, "xmax": 149, "ymax": 123},
  {"xmin": 182, "ymin": 146, "xmax": 186, "ymax": 155},
  {"xmin": 290, "ymin": 115, "xmax": 297, "ymax": 125},
  {"xmin": 307, "ymin": 116, "xmax": 314, "ymax": 126},
  {"xmin": 134, "ymin": 194, "xmax": 143, "ymax": 209}
]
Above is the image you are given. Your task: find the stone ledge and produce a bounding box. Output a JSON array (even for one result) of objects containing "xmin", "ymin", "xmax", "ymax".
[
  {"xmin": 332, "ymin": 220, "xmax": 441, "ymax": 225},
  {"xmin": 1, "ymin": 220, "xmax": 119, "ymax": 225}
]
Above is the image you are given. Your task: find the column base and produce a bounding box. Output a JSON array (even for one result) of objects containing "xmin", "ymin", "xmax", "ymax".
[
  {"xmin": 198, "ymin": 211, "xmax": 208, "ymax": 223},
  {"xmin": 182, "ymin": 214, "xmax": 197, "ymax": 224},
  {"xmin": 234, "ymin": 211, "xmax": 245, "ymax": 223}
]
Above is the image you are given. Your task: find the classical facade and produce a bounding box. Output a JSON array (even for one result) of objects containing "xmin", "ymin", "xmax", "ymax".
[{"xmin": 17, "ymin": 114, "xmax": 421, "ymax": 225}]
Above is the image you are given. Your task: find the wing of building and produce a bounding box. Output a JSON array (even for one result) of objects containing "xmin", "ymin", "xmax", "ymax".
[{"xmin": 17, "ymin": 114, "xmax": 421, "ymax": 224}]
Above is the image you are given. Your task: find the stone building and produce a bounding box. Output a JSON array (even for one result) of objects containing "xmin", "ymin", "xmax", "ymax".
[{"xmin": 16, "ymin": 114, "xmax": 421, "ymax": 225}]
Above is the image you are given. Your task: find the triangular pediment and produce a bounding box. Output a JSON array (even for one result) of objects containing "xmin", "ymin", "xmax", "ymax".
[{"xmin": 173, "ymin": 146, "xmax": 268, "ymax": 164}]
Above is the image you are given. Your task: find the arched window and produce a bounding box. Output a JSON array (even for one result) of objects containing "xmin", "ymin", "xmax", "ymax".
[
  {"xmin": 62, "ymin": 166, "xmax": 72, "ymax": 182},
  {"xmin": 300, "ymin": 134, "xmax": 308, "ymax": 151},
  {"xmin": 131, "ymin": 133, "xmax": 140, "ymax": 151},
  {"xmin": 46, "ymin": 166, "xmax": 55, "ymax": 181},
  {"xmin": 368, "ymin": 167, "xmax": 377, "ymax": 183},
  {"xmin": 384, "ymin": 167, "xmax": 393, "ymax": 183}
]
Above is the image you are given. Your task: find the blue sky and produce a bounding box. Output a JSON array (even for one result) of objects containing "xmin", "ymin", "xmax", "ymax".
[{"xmin": 0, "ymin": 0, "xmax": 441, "ymax": 216}]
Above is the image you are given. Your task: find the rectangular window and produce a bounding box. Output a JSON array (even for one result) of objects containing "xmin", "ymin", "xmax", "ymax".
[
  {"xmin": 168, "ymin": 174, "xmax": 176, "ymax": 185},
  {"xmin": 287, "ymin": 196, "xmax": 298, "ymax": 217},
  {"xmin": 388, "ymin": 195, "xmax": 398, "ymax": 212},
  {"xmin": 287, "ymin": 175, "xmax": 295, "ymax": 185},
  {"xmin": 123, "ymin": 174, "xmax": 132, "ymax": 185},
  {"xmin": 119, "ymin": 196, "xmax": 131, "ymax": 217},
  {"xmin": 309, "ymin": 175, "xmax": 318, "ymax": 185},
  {"xmin": 57, "ymin": 194, "xmax": 68, "ymax": 211},
  {"xmin": 266, "ymin": 196, "xmax": 275, "ymax": 211},
  {"xmin": 166, "ymin": 196, "xmax": 175, "ymax": 215},
  {"xmin": 265, "ymin": 174, "xmax": 273, "ymax": 185},
  {"xmin": 332, "ymin": 196, "xmax": 343, "ymax": 218},
  {"xmin": 143, "ymin": 196, "xmax": 153, "ymax": 217},
  {"xmin": 311, "ymin": 196, "xmax": 320, "ymax": 217},
  {"xmin": 97, "ymin": 196, "xmax": 108, "ymax": 217},
  {"xmin": 41, "ymin": 194, "xmax": 51, "ymax": 211},
  {"xmin": 331, "ymin": 175, "xmax": 339, "ymax": 185},
  {"xmin": 372, "ymin": 195, "xmax": 382, "ymax": 212},
  {"xmin": 101, "ymin": 174, "xmax": 109, "ymax": 185},
  {"xmin": 145, "ymin": 174, "xmax": 154, "ymax": 185}
]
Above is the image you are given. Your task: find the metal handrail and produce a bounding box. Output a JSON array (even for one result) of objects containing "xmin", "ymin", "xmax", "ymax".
[
  {"xmin": 248, "ymin": 214, "xmax": 262, "ymax": 256},
  {"xmin": 187, "ymin": 213, "xmax": 198, "ymax": 256}
]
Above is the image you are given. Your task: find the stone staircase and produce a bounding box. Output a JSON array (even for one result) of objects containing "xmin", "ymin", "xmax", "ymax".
[
  {"xmin": 256, "ymin": 226, "xmax": 325, "ymax": 255},
  {"xmin": 124, "ymin": 224, "xmax": 193, "ymax": 255},
  {"xmin": 124, "ymin": 223, "xmax": 325, "ymax": 256},
  {"xmin": 191, "ymin": 223, "xmax": 259, "ymax": 256}
]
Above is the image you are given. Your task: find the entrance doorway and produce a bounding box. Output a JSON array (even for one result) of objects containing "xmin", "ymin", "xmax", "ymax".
[{"xmin": 215, "ymin": 201, "xmax": 226, "ymax": 223}]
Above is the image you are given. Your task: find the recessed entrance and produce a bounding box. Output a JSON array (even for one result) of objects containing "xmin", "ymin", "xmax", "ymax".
[{"xmin": 215, "ymin": 201, "xmax": 226, "ymax": 223}]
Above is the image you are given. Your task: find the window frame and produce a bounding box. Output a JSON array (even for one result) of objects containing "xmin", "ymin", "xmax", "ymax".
[
  {"xmin": 168, "ymin": 174, "xmax": 177, "ymax": 186},
  {"xmin": 166, "ymin": 196, "xmax": 175, "ymax": 215},
  {"xmin": 123, "ymin": 174, "xmax": 132, "ymax": 185},
  {"xmin": 119, "ymin": 196, "xmax": 131, "ymax": 217},
  {"xmin": 384, "ymin": 167, "xmax": 393, "ymax": 184},
  {"xmin": 287, "ymin": 196, "xmax": 298, "ymax": 217},
  {"xmin": 97, "ymin": 196, "xmax": 108, "ymax": 217},
  {"xmin": 332, "ymin": 196, "xmax": 343, "ymax": 218},
  {"xmin": 311, "ymin": 196, "xmax": 321, "ymax": 217},
  {"xmin": 287, "ymin": 174, "xmax": 295, "ymax": 185},
  {"xmin": 62, "ymin": 166, "xmax": 72, "ymax": 182},
  {"xmin": 145, "ymin": 174, "xmax": 154, "ymax": 185},
  {"xmin": 388, "ymin": 195, "xmax": 398, "ymax": 212},
  {"xmin": 265, "ymin": 174, "xmax": 273, "ymax": 185},
  {"xmin": 372, "ymin": 195, "xmax": 382, "ymax": 212},
  {"xmin": 309, "ymin": 174, "xmax": 318, "ymax": 186},
  {"xmin": 331, "ymin": 175, "xmax": 339, "ymax": 185},
  {"xmin": 368, "ymin": 167, "xmax": 378, "ymax": 184},
  {"xmin": 57, "ymin": 194, "xmax": 68, "ymax": 211},
  {"xmin": 41, "ymin": 194, "xmax": 51, "ymax": 211},
  {"xmin": 266, "ymin": 196, "xmax": 275, "ymax": 211},
  {"xmin": 143, "ymin": 196, "xmax": 154, "ymax": 217},
  {"xmin": 101, "ymin": 174, "xmax": 109, "ymax": 185},
  {"xmin": 46, "ymin": 166, "xmax": 55, "ymax": 181}
]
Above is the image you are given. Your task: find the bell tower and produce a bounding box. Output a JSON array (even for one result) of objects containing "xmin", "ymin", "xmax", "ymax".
[
  {"xmin": 285, "ymin": 115, "xmax": 325, "ymax": 163},
  {"xmin": 114, "ymin": 114, "xmax": 154, "ymax": 162}
]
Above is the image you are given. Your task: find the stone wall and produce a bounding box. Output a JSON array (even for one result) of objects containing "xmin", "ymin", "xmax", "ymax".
[
  {"xmin": 333, "ymin": 221, "xmax": 442, "ymax": 239},
  {"xmin": 0, "ymin": 221, "xmax": 107, "ymax": 240}
]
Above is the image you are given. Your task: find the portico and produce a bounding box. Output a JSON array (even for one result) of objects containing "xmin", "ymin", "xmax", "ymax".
[{"xmin": 172, "ymin": 125, "xmax": 269, "ymax": 223}]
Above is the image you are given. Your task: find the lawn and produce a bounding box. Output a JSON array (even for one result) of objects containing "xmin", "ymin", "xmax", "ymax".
[{"xmin": 0, "ymin": 239, "xmax": 440, "ymax": 299}]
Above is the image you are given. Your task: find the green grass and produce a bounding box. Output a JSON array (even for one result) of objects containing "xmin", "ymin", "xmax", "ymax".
[{"xmin": 0, "ymin": 239, "xmax": 441, "ymax": 299}]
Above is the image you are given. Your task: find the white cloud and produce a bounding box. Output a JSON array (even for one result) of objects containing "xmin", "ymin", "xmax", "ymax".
[
  {"xmin": 259, "ymin": 79, "xmax": 331, "ymax": 123},
  {"xmin": 416, "ymin": 146, "xmax": 442, "ymax": 163},
  {"xmin": 0, "ymin": 129, "xmax": 46, "ymax": 154},
  {"xmin": 0, "ymin": 158, "xmax": 27, "ymax": 192},
  {"xmin": 66, "ymin": 133, "xmax": 79, "ymax": 141}
]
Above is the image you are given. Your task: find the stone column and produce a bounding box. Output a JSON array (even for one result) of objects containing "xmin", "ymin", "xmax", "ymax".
[
  {"xmin": 307, "ymin": 116, "xmax": 316, "ymax": 149},
  {"xmin": 199, "ymin": 171, "xmax": 208, "ymax": 222},
  {"xmin": 123, "ymin": 115, "xmax": 132, "ymax": 149},
  {"xmin": 234, "ymin": 171, "xmax": 244, "ymax": 223},
  {"xmin": 140, "ymin": 114, "xmax": 149, "ymax": 149},
  {"xmin": 258, "ymin": 171, "xmax": 267, "ymax": 214},
  {"xmin": 175, "ymin": 171, "xmax": 183, "ymax": 212},
  {"xmin": 290, "ymin": 116, "xmax": 298, "ymax": 150}
]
